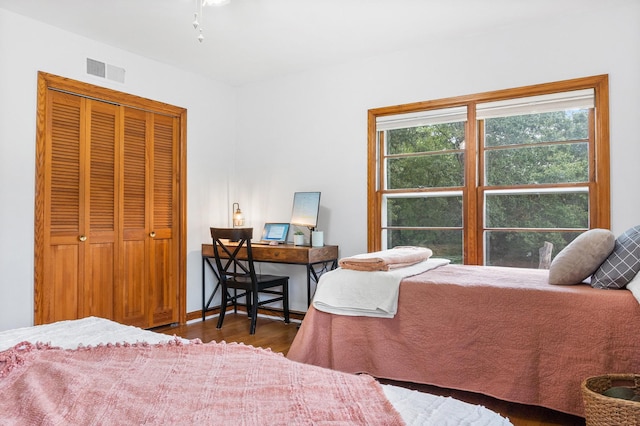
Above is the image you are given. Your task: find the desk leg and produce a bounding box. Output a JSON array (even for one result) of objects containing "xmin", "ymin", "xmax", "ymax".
[
  {"xmin": 306, "ymin": 260, "xmax": 338, "ymax": 307},
  {"xmin": 306, "ymin": 264, "xmax": 312, "ymax": 307},
  {"xmin": 202, "ymin": 257, "xmax": 221, "ymax": 321},
  {"xmin": 202, "ymin": 257, "xmax": 206, "ymax": 321}
]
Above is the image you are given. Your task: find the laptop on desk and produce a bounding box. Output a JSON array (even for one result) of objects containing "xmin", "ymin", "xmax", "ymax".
[{"xmin": 252, "ymin": 223, "xmax": 290, "ymax": 245}]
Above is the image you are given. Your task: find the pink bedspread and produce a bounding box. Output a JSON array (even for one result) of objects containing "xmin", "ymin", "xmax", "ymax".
[
  {"xmin": 288, "ymin": 264, "xmax": 640, "ymax": 417},
  {"xmin": 0, "ymin": 340, "xmax": 403, "ymax": 425}
]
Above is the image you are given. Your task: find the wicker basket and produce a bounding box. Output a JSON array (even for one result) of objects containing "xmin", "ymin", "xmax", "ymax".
[{"xmin": 582, "ymin": 374, "xmax": 640, "ymax": 426}]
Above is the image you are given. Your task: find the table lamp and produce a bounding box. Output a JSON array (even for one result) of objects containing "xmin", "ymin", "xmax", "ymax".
[{"xmin": 232, "ymin": 202, "xmax": 244, "ymax": 228}]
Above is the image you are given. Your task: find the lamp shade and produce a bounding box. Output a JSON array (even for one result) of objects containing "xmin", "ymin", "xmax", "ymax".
[{"xmin": 232, "ymin": 203, "xmax": 244, "ymax": 227}]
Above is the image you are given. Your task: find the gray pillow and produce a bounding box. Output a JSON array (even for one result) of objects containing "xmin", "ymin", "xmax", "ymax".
[
  {"xmin": 591, "ymin": 225, "xmax": 640, "ymax": 289},
  {"xmin": 548, "ymin": 229, "xmax": 615, "ymax": 285}
]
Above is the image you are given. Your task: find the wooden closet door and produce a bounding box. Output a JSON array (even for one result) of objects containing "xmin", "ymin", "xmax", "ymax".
[
  {"xmin": 117, "ymin": 108, "xmax": 148, "ymax": 327},
  {"xmin": 149, "ymin": 114, "xmax": 179, "ymax": 327},
  {"xmin": 37, "ymin": 91, "xmax": 118, "ymax": 324},
  {"xmin": 116, "ymin": 109, "xmax": 178, "ymax": 328},
  {"xmin": 84, "ymin": 100, "xmax": 119, "ymax": 318},
  {"xmin": 35, "ymin": 72, "xmax": 187, "ymax": 328}
]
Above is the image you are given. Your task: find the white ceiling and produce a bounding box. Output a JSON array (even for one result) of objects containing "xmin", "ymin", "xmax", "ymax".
[{"xmin": 0, "ymin": 0, "xmax": 620, "ymax": 86}]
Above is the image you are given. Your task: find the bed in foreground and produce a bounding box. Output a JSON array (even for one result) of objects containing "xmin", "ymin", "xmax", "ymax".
[
  {"xmin": 0, "ymin": 316, "xmax": 511, "ymax": 425},
  {"xmin": 287, "ymin": 264, "xmax": 640, "ymax": 418}
]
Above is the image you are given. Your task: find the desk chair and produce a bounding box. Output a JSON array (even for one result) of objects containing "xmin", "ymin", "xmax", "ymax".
[{"xmin": 210, "ymin": 227, "xmax": 290, "ymax": 334}]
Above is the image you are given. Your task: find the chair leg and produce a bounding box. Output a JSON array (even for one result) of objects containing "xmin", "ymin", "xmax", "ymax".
[
  {"xmin": 233, "ymin": 289, "xmax": 238, "ymax": 314},
  {"xmin": 283, "ymin": 281, "xmax": 290, "ymax": 324},
  {"xmin": 217, "ymin": 287, "xmax": 227, "ymax": 329},
  {"xmin": 246, "ymin": 290, "xmax": 253, "ymax": 319},
  {"xmin": 249, "ymin": 289, "xmax": 259, "ymax": 335}
]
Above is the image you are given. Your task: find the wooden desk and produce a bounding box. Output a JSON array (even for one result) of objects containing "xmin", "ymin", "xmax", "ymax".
[{"xmin": 201, "ymin": 243, "xmax": 338, "ymax": 319}]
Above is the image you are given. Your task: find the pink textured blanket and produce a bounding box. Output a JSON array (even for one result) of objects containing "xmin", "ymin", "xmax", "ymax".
[
  {"xmin": 0, "ymin": 340, "xmax": 403, "ymax": 425},
  {"xmin": 338, "ymin": 246, "xmax": 433, "ymax": 271},
  {"xmin": 288, "ymin": 264, "xmax": 640, "ymax": 417}
]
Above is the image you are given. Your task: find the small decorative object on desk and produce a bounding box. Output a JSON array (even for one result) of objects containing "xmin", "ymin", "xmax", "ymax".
[
  {"xmin": 293, "ymin": 231, "xmax": 304, "ymax": 246},
  {"xmin": 311, "ymin": 230, "xmax": 324, "ymax": 247}
]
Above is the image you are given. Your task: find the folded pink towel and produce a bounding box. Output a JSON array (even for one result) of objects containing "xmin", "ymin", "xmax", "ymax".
[{"xmin": 338, "ymin": 246, "xmax": 433, "ymax": 271}]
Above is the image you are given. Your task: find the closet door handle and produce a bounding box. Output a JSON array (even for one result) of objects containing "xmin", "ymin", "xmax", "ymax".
[
  {"xmin": 149, "ymin": 231, "xmax": 156, "ymax": 238},
  {"xmin": 78, "ymin": 235, "xmax": 87, "ymax": 242}
]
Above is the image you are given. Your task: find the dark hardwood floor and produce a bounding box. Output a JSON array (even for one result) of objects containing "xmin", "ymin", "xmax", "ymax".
[
  {"xmin": 155, "ymin": 312, "xmax": 298, "ymax": 355},
  {"xmin": 155, "ymin": 313, "xmax": 586, "ymax": 426}
]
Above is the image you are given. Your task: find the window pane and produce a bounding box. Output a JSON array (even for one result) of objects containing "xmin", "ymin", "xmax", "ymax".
[
  {"xmin": 387, "ymin": 122, "xmax": 465, "ymax": 155},
  {"xmin": 485, "ymin": 110, "xmax": 589, "ymax": 147},
  {"xmin": 387, "ymin": 229, "xmax": 462, "ymax": 264},
  {"xmin": 485, "ymin": 230, "xmax": 582, "ymax": 268},
  {"xmin": 387, "ymin": 196, "xmax": 462, "ymax": 227},
  {"xmin": 485, "ymin": 142, "xmax": 588, "ymax": 186},
  {"xmin": 485, "ymin": 192, "xmax": 589, "ymax": 229},
  {"xmin": 387, "ymin": 154, "xmax": 464, "ymax": 189},
  {"xmin": 370, "ymin": 76, "xmax": 608, "ymax": 269}
]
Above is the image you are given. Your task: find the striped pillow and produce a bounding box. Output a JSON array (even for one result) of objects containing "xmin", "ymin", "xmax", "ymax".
[{"xmin": 591, "ymin": 226, "xmax": 640, "ymax": 289}]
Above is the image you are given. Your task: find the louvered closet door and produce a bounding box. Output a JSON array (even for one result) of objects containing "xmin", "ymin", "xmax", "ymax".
[
  {"xmin": 149, "ymin": 114, "xmax": 179, "ymax": 327},
  {"xmin": 117, "ymin": 109, "xmax": 178, "ymax": 328},
  {"xmin": 40, "ymin": 91, "xmax": 118, "ymax": 323},
  {"xmin": 35, "ymin": 72, "xmax": 185, "ymax": 328},
  {"xmin": 84, "ymin": 100, "xmax": 119, "ymax": 318},
  {"xmin": 117, "ymin": 108, "xmax": 148, "ymax": 327}
]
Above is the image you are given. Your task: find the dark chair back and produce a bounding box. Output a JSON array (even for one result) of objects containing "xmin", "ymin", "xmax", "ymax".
[{"xmin": 210, "ymin": 227, "xmax": 255, "ymax": 284}]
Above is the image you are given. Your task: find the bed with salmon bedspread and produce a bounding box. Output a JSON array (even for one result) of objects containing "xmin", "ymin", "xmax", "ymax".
[
  {"xmin": 287, "ymin": 263, "xmax": 640, "ymax": 417},
  {"xmin": 0, "ymin": 316, "xmax": 511, "ymax": 425}
]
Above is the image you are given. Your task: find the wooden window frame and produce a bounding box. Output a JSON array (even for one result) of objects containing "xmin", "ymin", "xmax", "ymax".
[{"xmin": 367, "ymin": 75, "xmax": 610, "ymax": 263}]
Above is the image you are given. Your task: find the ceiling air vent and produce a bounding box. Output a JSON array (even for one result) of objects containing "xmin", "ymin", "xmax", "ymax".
[
  {"xmin": 86, "ymin": 58, "xmax": 126, "ymax": 84},
  {"xmin": 107, "ymin": 64, "xmax": 126, "ymax": 84},
  {"xmin": 86, "ymin": 58, "xmax": 106, "ymax": 78}
]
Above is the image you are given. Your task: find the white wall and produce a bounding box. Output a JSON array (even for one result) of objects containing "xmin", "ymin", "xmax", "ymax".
[
  {"xmin": 235, "ymin": 1, "xmax": 640, "ymax": 310},
  {"xmin": 2, "ymin": 2, "xmax": 639, "ymax": 329},
  {"xmin": 0, "ymin": 9, "xmax": 237, "ymax": 330}
]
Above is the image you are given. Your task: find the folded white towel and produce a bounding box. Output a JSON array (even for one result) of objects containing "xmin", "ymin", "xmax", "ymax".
[{"xmin": 313, "ymin": 258, "xmax": 450, "ymax": 318}]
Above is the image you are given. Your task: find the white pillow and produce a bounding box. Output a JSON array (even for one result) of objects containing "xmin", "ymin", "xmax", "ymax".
[
  {"xmin": 625, "ymin": 271, "xmax": 640, "ymax": 304},
  {"xmin": 548, "ymin": 229, "xmax": 615, "ymax": 285}
]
